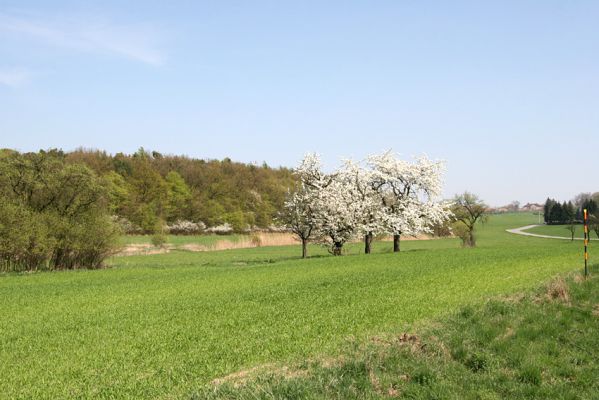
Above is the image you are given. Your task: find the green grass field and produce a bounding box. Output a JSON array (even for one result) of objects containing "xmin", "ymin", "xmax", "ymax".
[
  {"xmin": 200, "ymin": 274, "xmax": 599, "ymax": 399},
  {"xmin": 523, "ymin": 224, "xmax": 599, "ymax": 240},
  {"xmin": 0, "ymin": 213, "xmax": 593, "ymax": 399}
]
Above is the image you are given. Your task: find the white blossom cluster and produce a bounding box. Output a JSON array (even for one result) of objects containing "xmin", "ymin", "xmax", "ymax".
[
  {"xmin": 205, "ymin": 223, "xmax": 234, "ymax": 235},
  {"xmin": 165, "ymin": 220, "xmax": 207, "ymax": 235},
  {"xmin": 283, "ymin": 151, "xmax": 452, "ymax": 255}
]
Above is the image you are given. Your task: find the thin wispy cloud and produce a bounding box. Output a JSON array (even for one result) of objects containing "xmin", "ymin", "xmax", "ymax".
[
  {"xmin": 0, "ymin": 12, "xmax": 165, "ymax": 66},
  {"xmin": 0, "ymin": 67, "xmax": 31, "ymax": 87}
]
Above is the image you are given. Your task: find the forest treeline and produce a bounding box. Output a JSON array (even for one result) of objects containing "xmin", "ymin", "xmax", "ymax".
[
  {"xmin": 0, "ymin": 148, "xmax": 296, "ymax": 271},
  {"xmin": 543, "ymin": 195, "xmax": 598, "ymax": 225},
  {"xmin": 64, "ymin": 148, "xmax": 295, "ymax": 232}
]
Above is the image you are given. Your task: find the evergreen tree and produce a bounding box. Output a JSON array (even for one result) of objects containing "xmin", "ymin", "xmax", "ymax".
[
  {"xmin": 549, "ymin": 202, "xmax": 563, "ymax": 224},
  {"xmin": 543, "ymin": 197, "xmax": 555, "ymax": 224},
  {"xmin": 544, "ymin": 198, "xmax": 556, "ymax": 224}
]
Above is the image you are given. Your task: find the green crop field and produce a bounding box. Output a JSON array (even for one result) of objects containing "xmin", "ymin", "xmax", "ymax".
[
  {"xmin": 200, "ymin": 273, "xmax": 599, "ymax": 399},
  {"xmin": 0, "ymin": 213, "xmax": 593, "ymax": 399},
  {"xmin": 522, "ymin": 224, "xmax": 599, "ymax": 240}
]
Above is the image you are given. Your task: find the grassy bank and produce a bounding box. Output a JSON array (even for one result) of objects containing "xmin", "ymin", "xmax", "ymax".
[
  {"xmin": 0, "ymin": 213, "xmax": 591, "ymax": 398},
  {"xmin": 199, "ymin": 273, "xmax": 599, "ymax": 399}
]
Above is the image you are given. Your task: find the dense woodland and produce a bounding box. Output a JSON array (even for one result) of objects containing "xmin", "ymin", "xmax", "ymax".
[
  {"xmin": 59, "ymin": 148, "xmax": 294, "ymax": 232},
  {"xmin": 0, "ymin": 148, "xmax": 296, "ymax": 271}
]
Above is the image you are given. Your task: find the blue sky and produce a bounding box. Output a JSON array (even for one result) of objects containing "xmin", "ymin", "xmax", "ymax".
[{"xmin": 1, "ymin": 1, "xmax": 597, "ymax": 205}]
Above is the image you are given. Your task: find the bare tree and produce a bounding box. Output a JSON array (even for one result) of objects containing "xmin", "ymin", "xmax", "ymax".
[
  {"xmin": 451, "ymin": 192, "xmax": 489, "ymax": 247},
  {"xmin": 589, "ymin": 212, "xmax": 599, "ymax": 240},
  {"xmin": 508, "ymin": 201, "xmax": 520, "ymax": 212},
  {"xmin": 564, "ymin": 201, "xmax": 576, "ymax": 241},
  {"xmin": 573, "ymin": 192, "xmax": 592, "ymax": 209},
  {"xmin": 566, "ymin": 223, "xmax": 576, "ymax": 241}
]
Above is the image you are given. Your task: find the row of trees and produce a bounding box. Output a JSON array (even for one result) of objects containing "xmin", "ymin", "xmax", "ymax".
[
  {"xmin": 543, "ymin": 194, "xmax": 599, "ymax": 241},
  {"xmin": 280, "ymin": 152, "xmax": 482, "ymax": 257},
  {"xmin": 544, "ymin": 196, "xmax": 598, "ymax": 225},
  {"xmin": 543, "ymin": 199, "xmax": 577, "ymax": 225}
]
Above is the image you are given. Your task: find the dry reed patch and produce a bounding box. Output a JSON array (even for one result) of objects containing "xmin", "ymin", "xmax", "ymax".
[
  {"xmin": 593, "ymin": 304, "xmax": 599, "ymax": 317},
  {"xmin": 378, "ymin": 234, "xmax": 432, "ymax": 242},
  {"xmin": 206, "ymin": 233, "xmax": 297, "ymax": 251},
  {"xmin": 544, "ymin": 277, "xmax": 570, "ymax": 303},
  {"xmin": 119, "ymin": 233, "xmax": 299, "ymax": 255},
  {"xmin": 117, "ymin": 244, "xmax": 170, "ymax": 256},
  {"xmin": 179, "ymin": 244, "xmax": 208, "ymax": 252}
]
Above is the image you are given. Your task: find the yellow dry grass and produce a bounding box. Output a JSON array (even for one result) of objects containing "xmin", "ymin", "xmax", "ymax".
[
  {"xmin": 119, "ymin": 233, "xmax": 300, "ymax": 255},
  {"xmin": 208, "ymin": 233, "xmax": 298, "ymax": 251}
]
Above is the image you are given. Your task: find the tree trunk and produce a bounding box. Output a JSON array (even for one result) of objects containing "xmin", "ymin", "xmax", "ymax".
[
  {"xmin": 332, "ymin": 241, "xmax": 343, "ymax": 256},
  {"xmin": 468, "ymin": 230, "xmax": 476, "ymax": 247},
  {"xmin": 364, "ymin": 233, "xmax": 373, "ymax": 254},
  {"xmin": 301, "ymin": 238, "xmax": 308, "ymax": 258},
  {"xmin": 393, "ymin": 234, "xmax": 401, "ymax": 252}
]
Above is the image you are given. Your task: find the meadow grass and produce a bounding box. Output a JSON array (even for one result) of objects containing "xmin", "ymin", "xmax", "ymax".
[
  {"xmin": 523, "ymin": 224, "xmax": 599, "ymax": 240},
  {"xmin": 199, "ymin": 273, "xmax": 599, "ymax": 399},
  {"xmin": 0, "ymin": 213, "xmax": 592, "ymax": 399}
]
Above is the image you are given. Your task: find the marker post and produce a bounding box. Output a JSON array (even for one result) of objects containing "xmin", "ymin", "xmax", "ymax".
[{"xmin": 584, "ymin": 209, "xmax": 589, "ymax": 277}]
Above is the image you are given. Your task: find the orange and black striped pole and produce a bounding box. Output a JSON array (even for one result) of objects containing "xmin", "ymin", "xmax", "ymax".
[{"xmin": 584, "ymin": 208, "xmax": 589, "ymax": 277}]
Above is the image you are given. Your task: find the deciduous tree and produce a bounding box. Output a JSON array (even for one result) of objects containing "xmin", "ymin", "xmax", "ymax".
[
  {"xmin": 368, "ymin": 152, "xmax": 451, "ymax": 252},
  {"xmin": 451, "ymin": 192, "xmax": 488, "ymax": 247},
  {"xmin": 280, "ymin": 185, "xmax": 318, "ymax": 258}
]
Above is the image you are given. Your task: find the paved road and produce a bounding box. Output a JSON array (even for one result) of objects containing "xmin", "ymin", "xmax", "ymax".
[{"xmin": 506, "ymin": 224, "xmax": 598, "ymax": 241}]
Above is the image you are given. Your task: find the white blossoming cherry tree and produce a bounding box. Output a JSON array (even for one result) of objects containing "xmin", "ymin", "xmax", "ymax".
[
  {"xmin": 292, "ymin": 153, "xmax": 363, "ymax": 256},
  {"xmin": 339, "ymin": 159, "xmax": 386, "ymax": 254},
  {"xmin": 279, "ymin": 154, "xmax": 328, "ymax": 258},
  {"xmin": 283, "ymin": 151, "xmax": 452, "ymax": 257},
  {"xmin": 368, "ymin": 151, "xmax": 452, "ymax": 252},
  {"xmin": 279, "ymin": 185, "xmax": 318, "ymax": 258}
]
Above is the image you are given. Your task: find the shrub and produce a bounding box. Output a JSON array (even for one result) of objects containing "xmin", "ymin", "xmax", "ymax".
[
  {"xmin": 250, "ymin": 234, "xmax": 262, "ymax": 247},
  {"xmin": 0, "ymin": 151, "xmax": 119, "ymax": 271},
  {"xmin": 451, "ymin": 222, "xmax": 473, "ymax": 247},
  {"xmin": 151, "ymin": 234, "xmax": 168, "ymax": 248},
  {"xmin": 0, "ymin": 201, "xmax": 53, "ymax": 271}
]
